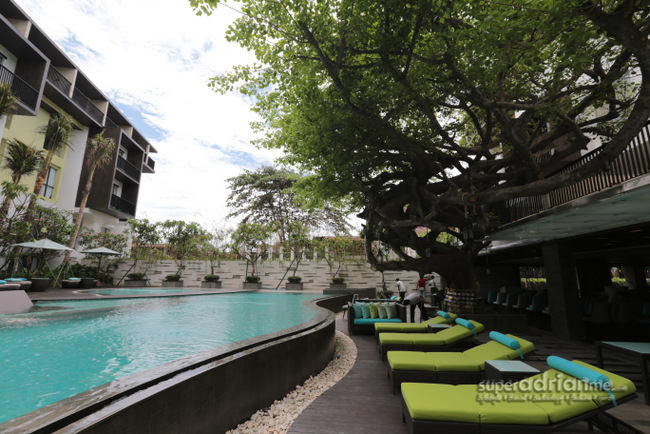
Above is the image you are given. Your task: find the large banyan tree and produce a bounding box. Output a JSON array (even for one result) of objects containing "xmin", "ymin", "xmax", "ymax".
[{"xmin": 191, "ymin": 0, "xmax": 650, "ymax": 289}]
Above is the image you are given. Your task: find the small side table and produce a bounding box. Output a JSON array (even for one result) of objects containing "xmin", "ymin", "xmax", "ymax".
[
  {"xmin": 485, "ymin": 360, "xmax": 540, "ymax": 382},
  {"xmin": 427, "ymin": 323, "xmax": 452, "ymax": 333}
]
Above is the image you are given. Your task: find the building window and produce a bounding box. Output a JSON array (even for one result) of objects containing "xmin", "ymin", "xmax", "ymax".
[
  {"xmin": 112, "ymin": 180, "xmax": 123, "ymax": 197},
  {"xmin": 41, "ymin": 166, "xmax": 57, "ymax": 199}
]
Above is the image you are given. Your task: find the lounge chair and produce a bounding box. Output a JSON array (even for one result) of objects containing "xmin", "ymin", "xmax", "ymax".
[
  {"xmin": 379, "ymin": 318, "xmax": 484, "ymax": 360},
  {"xmin": 374, "ymin": 310, "xmax": 458, "ymax": 341},
  {"xmin": 387, "ymin": 332, "xmax": 535, "ymax": 393},
  {"xmin": 3, "ymin": 278, "xmax": 32, "ymax": 291},
  {"xmin": 401, "ymin": 356, "xmax": 637, "ymax": 434}
]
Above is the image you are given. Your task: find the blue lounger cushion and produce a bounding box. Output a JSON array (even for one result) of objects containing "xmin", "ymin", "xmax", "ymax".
[{"xmin": 355, "ymin": 318, "xmax": 402, "ymax": 324}]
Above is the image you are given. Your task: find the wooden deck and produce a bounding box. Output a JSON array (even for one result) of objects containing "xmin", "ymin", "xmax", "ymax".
[{"xmin": 289, "ymin": 314, "xmax": 650, "ymax": 434}]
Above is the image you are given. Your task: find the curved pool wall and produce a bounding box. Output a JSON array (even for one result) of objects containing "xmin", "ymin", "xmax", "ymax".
[{"xmin": 0, "ymin": 294, "xmax": 348, "ymax": 434}]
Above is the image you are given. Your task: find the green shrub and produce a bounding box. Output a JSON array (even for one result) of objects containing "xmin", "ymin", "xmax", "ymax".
[
  {"xmin": 165, "ymin": 274, "xmax": 181, "ymax": 281},
  {"xmin": 245, "ymin": 275, "xmax": 261, "ymax": 283},
  {"xmin": 378, "ymin": 290, "xmax": 394, "ymax": 298},
  {"xmin": 127, "ymin": 272, "xmax": 145, "ymax": 280},
  {"xmin": 204, "ymin": 274, "xmax": 220, "ymax": 282},
  {"xmin": 332, "ymin": 277, "xmax": 345, "ymax": 284},
  {"xmin": 288, "ymin": 276, "xmax": 302, "ymax": 283}
]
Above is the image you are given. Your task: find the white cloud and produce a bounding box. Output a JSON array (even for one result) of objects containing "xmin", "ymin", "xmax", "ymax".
[{"xmin": 14, "ymin": 0, "xmax": 281, "ymax": 229}]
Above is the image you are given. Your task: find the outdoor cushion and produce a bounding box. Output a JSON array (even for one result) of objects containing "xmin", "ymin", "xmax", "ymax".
[
  {"xmin": 436, "ymin": 310, "xmax": 451, "ymax": 322},
  {"xmin": 354, "ymin": 318, "xmax": 402, "ymax": 324},
  {"xmin": 402, "ymin": 359, "xmax": 638, "ymax": 428},
  {"xmin": 388, "ymin": 334, "xmax": 535, "ymax": 372},
  {"xmin": 489, "ymin": 331, "xmax": 520, "ymax": 350},
  {"xmin": 402, "ymin": 383, "xmax": 549, "ymax": 425},
  {"xmin": 510, "ymin": 369, "xmax": 600, "ymax": 423},
  {"xmin": 376, "ymin": 304, "xmax": 388, "ymax": 319},
  {"xmin": 352, "ymin": 303, "xmax": 364, "ymax": 318},
  {"xmin": 388, "ymin": 351, "xmax": 482, "ymax": 372},
  {"xmin": 369, "ymin": 303, "xmax": 379, "ymax": 319},
  {"xmin": 374, "ymin": 311, "xmax": 457, "ymax": 334},
  {"xmin": 0, "ymin": 280, "xmax": 6, "ymax": 284},
  {"xmin": 572, "ymin": 360, "xmax": 636, "ymax": 405},
  {"xmin": 360, "ymin": 303, "xmax": 371, "ymax": 318},
  {"xmin": 379, "ymin": 320, "xmax": 484, "ymax": 346},
  {"xmin": 385, "ymin": 303, "xmax": 397, "ymax": 319}
]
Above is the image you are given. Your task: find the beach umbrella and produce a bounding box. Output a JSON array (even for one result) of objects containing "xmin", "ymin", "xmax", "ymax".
[
  {"xmin": 81, "ymin": 247, "xmax": 121, "ymax": 255},
  {"xmin": 12, "ymin": 238, "xmax": 73, "ymax": 251},
  {"xmin": 11, "ymin": 238, "xmax": 74, "ymax": 282},
  {"xmin": 82, "ymin": 247, "xmax": 122, "ymax": 279}
]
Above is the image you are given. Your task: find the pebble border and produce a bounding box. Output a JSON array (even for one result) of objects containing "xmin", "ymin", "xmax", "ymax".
[{"xmin": 226, "ymin": 328, "xmax": 357, "ymax": 433}]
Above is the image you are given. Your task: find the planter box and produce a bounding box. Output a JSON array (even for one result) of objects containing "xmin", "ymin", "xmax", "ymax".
[
  {"xmin": 30, "ymin": 278, "xmax": 50, "ymax": 292},
  {"xmin": 124, "ymin": 280, "xmax": 147, "ymax": 287},
  {"xmin": 243, "ymin": 282, "xmax": 262, "ymax": 290},
  {"xmin": 329, "ymin": 283, "xmax": 347, "ymax": 290},
  {"xmin": 80, "ymin": 278, "xmax": 95, "ymax": 289},
  {"xmin": 285, "ymin": 282, "xmax": 303, "ymax": 291},
  {"xmin": 201, "ymin": 281, "xmax": 222, "ymax": 289},
  {"xmin": 162, "ymin": 281, "xmax": 184, "ymax": 288}
]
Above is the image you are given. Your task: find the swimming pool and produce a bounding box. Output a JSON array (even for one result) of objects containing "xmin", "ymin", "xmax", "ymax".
[
  {"xmin": 0, "ymin": 292, "xmax": 319, "ymax": 424},
  {"xmin": 85, "ymin": 288, "xmax": 190, "ymax": 296}
]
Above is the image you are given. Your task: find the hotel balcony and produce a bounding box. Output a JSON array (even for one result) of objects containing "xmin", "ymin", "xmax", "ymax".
[
  {"xmin": 45, "ymin": 66, "xmax": 105, "ymax": 126},
  {"xmin": 110, "ymin": 194, "xmax": 137, "ymax": 218},
  {"xmin": 116, "ymin": 156, "xmax": 141, "ymax": 183},
  {"xmin": 143, "ymin": 155, "xmax": 156, "ymax": 173},
  {"xmin": 0, "ymin": 64, "xmax": 39, "ymax": 114}
]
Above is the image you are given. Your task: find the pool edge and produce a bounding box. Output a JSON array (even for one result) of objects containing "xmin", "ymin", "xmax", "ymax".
[{"xmin": 0, "ymin": 294, "xmax": 349, "ymax": 434}]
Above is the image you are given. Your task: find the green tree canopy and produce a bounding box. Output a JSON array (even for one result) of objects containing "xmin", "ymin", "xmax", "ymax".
[
  {"xmin": 192, "ymin": 0, "xmax": 650, "ymax": 288},
  {"xmin": 226, "ymin": 165, "xmax": 351, "ymax": 242}
]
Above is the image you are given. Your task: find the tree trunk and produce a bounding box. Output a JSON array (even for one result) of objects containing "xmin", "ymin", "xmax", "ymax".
[{"xmin": 62, "ymin": 167, "xmax": 95, "ymax": 264}]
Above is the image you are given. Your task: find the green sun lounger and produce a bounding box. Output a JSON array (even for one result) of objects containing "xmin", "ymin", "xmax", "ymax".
[
  {"xmin": 374, "ymin": 310, "xmax": 458, "ymax": 341},
  {"xmin": 401, "ymin": 357, "xmax": 637, "ymax": 433},
  {"xmin": 379, "ymin": 318, "xmax": 484, "ymax": 360},
  {"xmin": 387, "ymin": 332, "xmax": 535, "ymax": 393}
]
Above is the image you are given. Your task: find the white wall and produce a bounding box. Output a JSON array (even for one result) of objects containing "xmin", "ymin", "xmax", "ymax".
[{"xmin": 106, "ymin": 258, "xmax": 425, "ymax": 292}]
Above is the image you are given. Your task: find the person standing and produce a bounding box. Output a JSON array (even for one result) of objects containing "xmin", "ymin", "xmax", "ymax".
[
  {"xmin": 395, "ymin": 278, "xmax": 406, "ymax": 301},
  {"xmin": 417, "ymin": 274, "xmax": 427, "ymax": 298}
]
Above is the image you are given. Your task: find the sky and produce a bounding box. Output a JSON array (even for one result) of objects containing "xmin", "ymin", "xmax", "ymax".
[{"xmin": 14, "ymin": 0, "xmax": 284, "ymax": 230}]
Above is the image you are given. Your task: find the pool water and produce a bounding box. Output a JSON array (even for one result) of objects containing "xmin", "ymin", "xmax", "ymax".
[
  {"xmin": 0, "ymin": 292, "xmax": 319, "ymax": 424},
  {"xmin": 87, "ymin": 288, "xmax": 189, "ymax": 295}
]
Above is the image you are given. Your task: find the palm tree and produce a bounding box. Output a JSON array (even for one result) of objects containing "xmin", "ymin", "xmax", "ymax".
[
  {"xmin": 29, "ymin": 113, "xmax": 74, "ymax": 209},
  {"xmin": 62, "ymin": 132, "xmax": 116, "ymax": 264},
  {"xmin": 0, "ymin": 83, "xmax": 17, "ymax": 120},
  {"xmin": 1, "ymin": 139, "xmax": 43, "ymax": 217},
  {"xmin": 3, "ymin": 139, "xmax": 44, "ymax": 184}
]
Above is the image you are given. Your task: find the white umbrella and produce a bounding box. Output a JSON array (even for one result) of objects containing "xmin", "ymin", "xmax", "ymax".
[
  {"xmin": 12, "ymin": 238, "xmax": 74, "ymax": 251},
  {"xmin": 81, "ymin": 247, "xmax": 121, "ymax": 255},
  {"xmin": 82, "ymin": 247, "xmax": 122, "ymax": 280}
]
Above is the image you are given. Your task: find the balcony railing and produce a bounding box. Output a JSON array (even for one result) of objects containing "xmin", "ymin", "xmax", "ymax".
[
  {"xmin": 110, "ymin": 194, "xmax": 136, "ymax": 217},
  {"xmin": 144, "ymin": 155, "xmax": 156, "ymax": 171},
  {"xmin": 46, "ymin": 67, "xmax": 72, "ymax": 96},
  {"xmin": 503, "ymin": 122, "xmax": 650, "ymax": 224},
  {"xmin": 116, "ymin": 156, "xmax": 141, "ymax": 182},
  {"xmin": 0, "ymin": 64, "xmax": 39, "ymax": 111},
  {"xmin": 71, "ymin": 88, "xmax": 104, "ymax": 125}
]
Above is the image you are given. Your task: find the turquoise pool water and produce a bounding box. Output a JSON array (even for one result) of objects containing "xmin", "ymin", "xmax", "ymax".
[
  {"xmin": 0, "ymin": 292, "xmax": 319, "ymax": 424},
  {"xmin": 87, "ymin": 288, "xmax": 188, "ymax": 295}
]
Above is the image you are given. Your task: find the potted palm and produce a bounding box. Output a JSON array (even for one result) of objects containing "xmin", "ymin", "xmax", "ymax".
[
  {"xmin": 285, "ymin": 275, "xmax": 303, "ymax": 291},
  {"xmin": 201, "ymin": 274, "xmax": 222, "ymax": 289},
  {"xmin": 162, "ymin": 274, "xmax": 183, "ymax": 287},
  {"xmin": 243, "ymin": 275, "xmax": 262, "ymax": 290}
]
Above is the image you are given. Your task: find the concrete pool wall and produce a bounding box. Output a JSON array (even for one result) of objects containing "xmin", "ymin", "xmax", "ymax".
[{"xmin": 1, "ymin": 295, "xmax": 348, "ymax": 433}]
